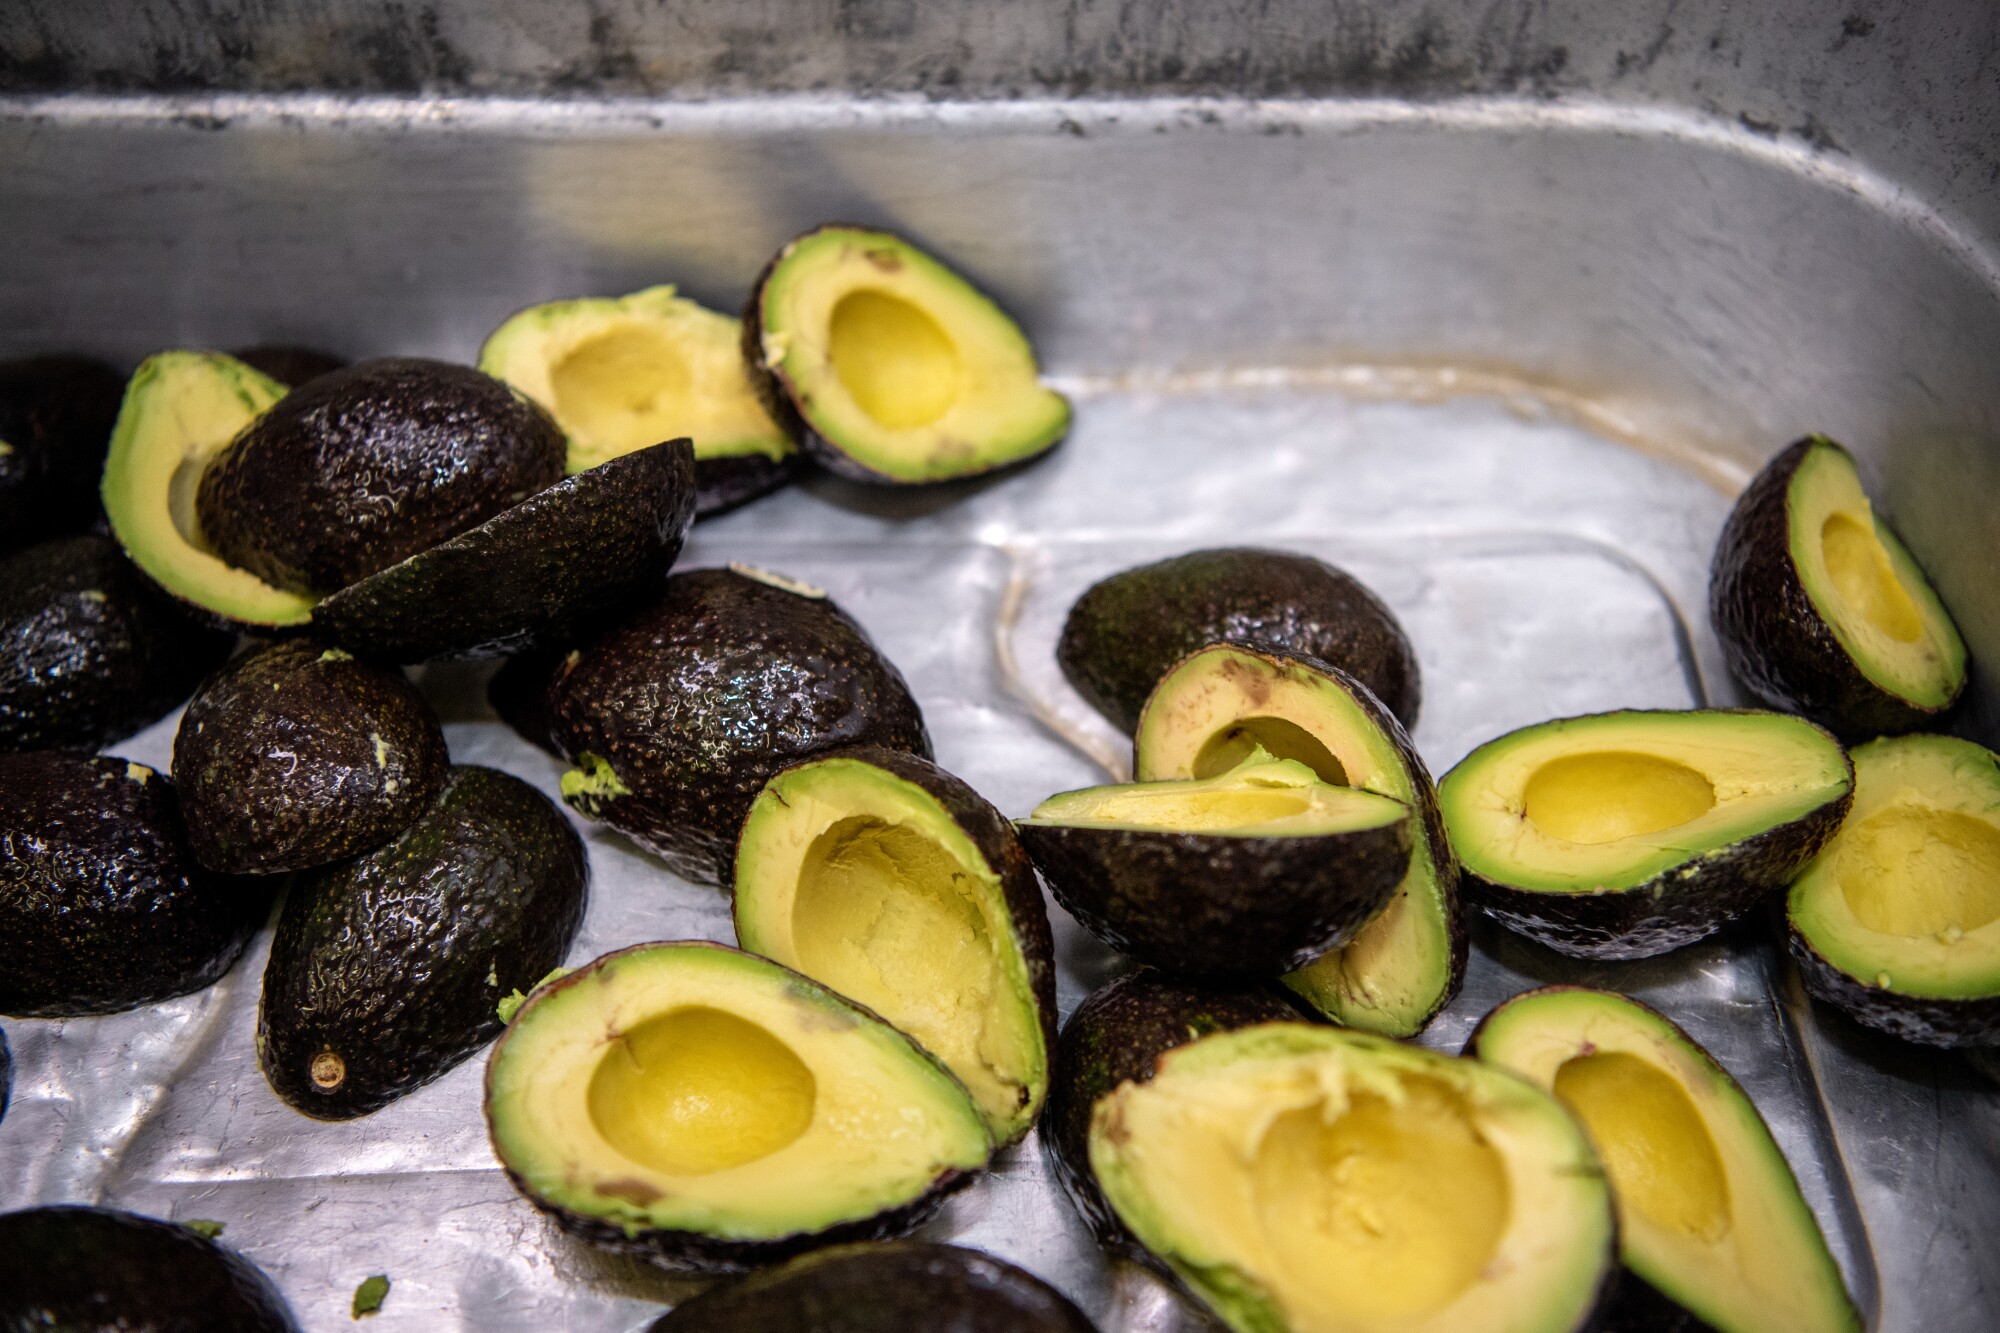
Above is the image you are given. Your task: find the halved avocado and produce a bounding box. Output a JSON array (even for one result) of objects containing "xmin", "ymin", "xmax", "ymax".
[
  {"xmin": 0, "ymin": 354, "xmax": 124, "ymax": 556},
  {"xmin": 484, "ymin": 941, "xmax": 991, "ymax": 1272},
  {"xmin": 479, "ymin": 285, "xmax": 800, "ymax": 517},
  {"xmin": 734, "ymin": 747, "xmax": 1056, "ymax": 1147},
  {"xmin": 1091, "ymin": 1024, "xmax": 1615, "ymax": 1333},
  {"xmin": 1471, "ymin": 987, "xmax": 1862, "ymax": 1333},
  {"xmin": 1711, "ymin": 436, "xmax": 1966, "ymax": 740},
  {"xmin": 1135, "ymin": 644, "xmax": 1464, "ymax": 1036},
  {"xmin": 1440, "ymin": 709, "xmax": 1852, "ymax": 959},
  {"xmin": 1017, "ymin": 751, "xmax": 1412, "ymax": 982},
  {"xmin": 743, "ymin": 224, "xmax": 1070, "ymax": 484},
  {"xmin": 1788, "ymin": 733, "xmax": 2000, "ymax": 1047}
]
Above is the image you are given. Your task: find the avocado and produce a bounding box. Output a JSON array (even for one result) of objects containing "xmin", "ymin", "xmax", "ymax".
[
  {"xmin": 479, "ymin": 285, "xmax": 801, "ymax": 517},
  {"xmin": 1090, "ymin": 1024, "xmax": 1615, "ymax": 1333},
  {"xmin": 735, "ymin": 747, "xmax": 1056, "ymax": 1146},
  {"xmin": 1471, "ymin": 987, "xmax": 1862, "ymax": 1333},
  {"xmin": 1017, "ymin": 750, "xmax": 1412, "ymax": 982},
  {"xmin": 1059, "ymin": 549, "xmax": 1421, "ymax": 735},
  {"xmin": 1135, "ymin": 642, "xmax": 1465, "ymax": 1037},
  {"xmin": 194, "ymin": 357, "xmax": 566, "ymax": 596},
  {"xmin": 0, "ymin": 534, "xmax": 235, "ymax": 753},
  {"xmin": 1787, "ymin": 733, "xmax": 2000, "ymax": 1047},
  {"xmin": 743, "ymin": 224, "xmax": 1070, "ymax": 485},
  {"xmin": 259, "ymin": 765, "xmax": 586, "ymax": 1119},
  {"xmin": 228, "ymin": 345, "xmax": 346, "ymax": 387},
  {"xmin": 0, "ymin": 354, "xmax": 124, "ymax": 556},
  {"xmin": 647, "ymin": 1241, "xmax": 1099, "ymax": 1332},
  {"xmin": 173, "ymin": 638, "xmax": 448, "ymax": 875},
  {"xmin": 488, "ymin": 643, "xmax": 568, "ymax": 756},
  {"xmin": 484, "ymin": 940, "xmax": 990, "ymax": 1272},
  {"xmin": 0, "ymin": 752, "xmax": 264, "ymax": 1017},
  {"xmin": 0, "ymin": 1205, "xmax": 300, "ymax": 1332},
  {"xmin": 310, "ymin": 437, "xmax": 698, "ymax": 662},
  {"xmin": 547, "ymin": 566, "xmax": 932, "ymax": 886},
  {"xmin": 1711, "ymin": 436, "xmax": 1966, "ymax": 740}
]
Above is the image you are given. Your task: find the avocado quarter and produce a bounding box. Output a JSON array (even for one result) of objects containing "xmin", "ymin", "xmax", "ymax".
[{"xmin": 0, "ymin": 354, "xmax": 124, "ymax": 558}]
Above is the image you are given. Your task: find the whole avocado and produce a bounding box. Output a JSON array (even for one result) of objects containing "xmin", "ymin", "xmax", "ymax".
[{"xmin": 0, "ymin": 355, "xmax": 125, "ymax": 556}]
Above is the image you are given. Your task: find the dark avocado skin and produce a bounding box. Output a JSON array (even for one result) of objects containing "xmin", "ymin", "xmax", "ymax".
[
  {"xmin": 227, "ymin": 346, "xmax": 346, "ymax": 388},
  {"xmin": 647, "ymin": 1241, "xmax": 1100, "ymax": 1332},
  {"xmin": 259, "ymin": 765, "xmax": 586, "ymax": 1119},
  {"xmin": 312, "ymin": 438, "xmax": 698, "ymax": 662},
  {"xmin": 0, "ymin": 355, "xmax": 124, "ymax": 557},
  {"xmin": 0, "ymin": 535, "xmax": 235, "ymax": 753},
  {"xmin": 1710, "ymin": 436, "xmax": 1960, "ymax": 741},
  {"xmin": 548, "ymin": 567, "xmax": 932, "ymax": 886},
  {"xmin": 489, "ymin": 644, "xmax": 568, "ymax": 755},
  {"xmin": 694, "ymin": 450, "xmax": 805, "ymax": 519},
  {"xmin": 1060, "ymin": 548, "xmax": 1421, "ymax": 735},
  {"xmin": 1789, "ymin": 927, "xmax": 2000, "ymax": 1048},
  {"xmin": 173, "ymin": 638, "xmax": 448, "ymax": 875},
  {"xmin": 0, "ymin": 1205, "xmax": 300, "ymax": 1333},
  {"xmin": 0, "ymin": 752, "xmax": 265, "ymax": 1018},
  {"xmin": 195, "ymin": 357, "xmax": 567, "ymax": 595}
]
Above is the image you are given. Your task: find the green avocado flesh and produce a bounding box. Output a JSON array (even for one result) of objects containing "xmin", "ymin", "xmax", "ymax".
[
  {"xmin": 1090, "ymin": 1024, "xmax": 1613, "ymax": 1333},
  {"xmin": 485, "ymin": 942, "xmax": 990, "ymax": 1252},
  {"xmin": 1025, "ymin": 752, "xmax": 1405, "ymax": 835},
  {"xmin": 734, "ymin": 753, "xmax": 1050, "ymax": 1146},
  {"xmin": 1473, "ymin": 988, "xmax": 1860, "ymax": 1333},
  {"xmin": 480, "ymin": 285, "xmax": 793, "ymax": 472},
  {"xmin": 751, "ymin": 226, "xmax": 1070, "ymax": 483},
  {"xmin": 101, "ymin": 351, "xmax": 312, "ymax": 628}
]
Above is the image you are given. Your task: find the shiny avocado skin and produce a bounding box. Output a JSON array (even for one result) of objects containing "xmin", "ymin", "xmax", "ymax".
[
  {"xmin": 1789, "ymin": 933, "xmax": 2000, "ymax": 1048},
  {"xmin": 0, "ymin": 534, "xmax": 235, "ymax": 753},
  {"xmin": 0, "ymin": 752, "xmax": 265, "ymax": 1018},
  {"xmin": 0, "ymin": 1205, "xmax": 300, "ymax": 1333},
  {"xmin": 0, "ymin": 355, "xmax": 125, "ymax": 557},
  {"xmin": 258, "ymin": 765, "xmax": 586, "ymax": 1119},
  {"xmin": 692, "ymin": 450, "xmax": 807, "ymax": 519}
]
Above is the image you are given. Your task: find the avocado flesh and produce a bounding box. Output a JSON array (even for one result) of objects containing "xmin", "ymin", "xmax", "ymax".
[
  {"xmin": 1473, "ymin": 988, "xmax": 1861, "ymax": 1333},
  {"xmin": 735, "ymin": 750, "xmax": 1054, "ymax": 1146},
  {"xmin": 1091, "ymin": 1024, "xmax": 1613, "ymax": 1333},
  {"xmin": 1026, "ymin": 752, "xmax": 1405, "ymax": 835},
  {"xmin": 748, "ymin": 225, "xmax": 1069, "ymax": 484},
  {"xmin": 1135, "ymin": 643, "xmax": 1462, "ymax": 1037}
]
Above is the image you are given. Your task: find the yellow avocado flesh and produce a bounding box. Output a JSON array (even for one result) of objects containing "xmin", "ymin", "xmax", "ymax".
[
  {"xmin": 828, "ymin": 290, "xmax": 962, "ymax": 429},
  {"xmin": 1552, "ymin": 1052, "xmax": 1730, "ymax": 1243},
  {"xmin": 1521, "ymin": 752, "xmax": 1717, "ymax": 845},
  {"xmin": 1025, "ymin": 753, "xmax": 1405, "ymax": 837}
]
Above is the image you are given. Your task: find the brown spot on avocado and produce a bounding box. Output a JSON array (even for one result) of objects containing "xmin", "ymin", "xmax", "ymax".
[
  {"xmin": 310, "ymin": 1050, "xmax": 347, "ymax": 1090},
  {"xmin": 598, "ymin": 1177, "xmax": 664, "ymax": 1205}
]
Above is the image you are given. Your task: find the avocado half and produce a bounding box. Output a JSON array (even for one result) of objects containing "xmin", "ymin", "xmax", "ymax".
[
  {"xmin": 484, "ymin": 941, "xmax": 991, "ymax": 1272},
  {"xmin": 1788, "ymin": 733, "xmax": 2000, "ymax": 1047},
  {"xmin": 734, "ymin": 747, "xmax": 1056, "ymax": 1147},
  {"xmin": 1440, "ymin": 709, "xmax": 1853, "ymax": 959},
  {"xmin": 1471, "ymin": 987, "xmax": 1863, "ymax": 1333},
  {"xmin": 1091, "ymin": 1024, "xmax": 1615, "ymax": 1333},
  {"xmin": 1136, "ymin": 643, "xmax": 1465, "ymax": 1037},
  {"xmin": 1711, "ymin": 435, "xmax": 1966, "ymax": 740},
  {"xmin": 743, "ymin": 224, "xmax": 1070, "ymax": 485},
  {"xmin": 480, "ymin": 284, "xmax": 800, "ymax": 517},
  {"xmin": 1018, "ymin": 751, "xmax": 1412, "ymax": 982},
  {"xmin": 0, "ymin": 354, "xmax": 124, "ymax": 557}
]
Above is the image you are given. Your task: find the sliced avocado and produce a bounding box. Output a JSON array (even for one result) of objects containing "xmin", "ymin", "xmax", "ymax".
[
  {"xmin": 0, "ymin": 534, "xmax": 234, "ymax": 753},
  {"xmin": 1788, "ymin": 733, "xmax": 2000, "ymax": 1047},
  {"xmin": 1091, "ymin": 1024, "xmax": 1615, "ymax": 1333},
  {"xmin": 735, "ymin": 747, "xmax": 1056, "ymax": 1146},
  {"xmin": 0, "ymin": 1205, "xmax": 299, "ymax": 1332},
  {"xmin": 744, "ymin": 224, "xmax": 1070, "ymax": 484},
  {"xmin": 548, "ymin": 567, "xmax": 932, "ymax": 886},
  {"xmin": 172, "ymin": 638, "xmax": 448, "ymax": 875},
  {"xmin": 228, "ymin": 345, "xmax": 346, "ymax": 387},
  {"xmin": 479, "ymin": 285, "xmax": 800, "ymax": 517},
  {"xmin": 1017, "ymin": 750, "xmax": 1412, "ymax": 982},
  {"xmin": 101, "ymin": 351, "xmax": 313, "ymax": 629},
  {"xmin": 0, "ymin": 355, "xmax": 123, "ymax": 557},
  {"xmin": 1472, "ymin": 987, "xmax": 1862, "ymax": 1333},
  {"xmin": 1060, "ymin": 548, "xmax": 1421, "ymax": 735},
  {"xmin": 0, "ymin": 752, "xmax": 266, "ymax": 1017},
  {"xmin": 484, "ymin": 941, "xmax": 991, "ymax": 1271},
  {"xmin": 1135, "ymin": 643, "xmax": 1464, "ymax": 1037},
  {"xmin": 259, "ymin": 765, "xmax": 586, "ymax": 1119},
  {"xmin": 1440, "ymin": 709, "xmax": 1852, "ymax": 959},
  {"xmin": 1711, "ymin": 435, "xmax": 1967, "ymax": 740}
]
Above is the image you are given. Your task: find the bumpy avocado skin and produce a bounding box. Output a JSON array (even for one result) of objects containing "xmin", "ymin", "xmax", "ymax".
[
  {"xmin": 1059, "ymin": 548, "xmax": 1421, "ymax": 734},
  {"xmin": 0, "ymin": 752, "xmax": 265, "ymax": 1018},
  {"xmin": 548, "ymin": 568, "xmax": 932, "ymax": 886},
  {"xmin": 312, "ymin": 438, "xmax": 698, "ymax": 662},
  {"xmin": 228, "ymin": 346, "xmax": 346, "ymax": 388},
  {"xmin": 0, "ymin": 535, "xmax": 235, "ymax": 753},
  {"xmin": 693, "ymin": 450, "xmax": 807, "ymax": 519},
  {"xmin": 259, "ymin": 765, "xmax": 586, "ymax": 1119},
  {"xmin": 0, "ymin": 1205, "xmax": 300, "ymax": 1332},
  {"xmin": 173, "ymin": 638, "xmax": 449, "ymax": 875},
  {"xmin": 647, "ymin": 1241, "xmax": 1099, "ymax": 1332},
  {"xmin": 195, "ymin": 357, "xmax": 567, "ymax": 595},
  {"xmin": 0, "ymin": 355, "xmax": 125, "ymax": 557},
  {"xmin": 1789, "ymin": 932, "xmax": 2000, "ymax": 1049}
]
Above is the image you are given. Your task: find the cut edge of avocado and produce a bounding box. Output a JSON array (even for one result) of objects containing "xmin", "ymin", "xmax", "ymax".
[{"xmin": 1023, "ymin": 750, "xmax": 1407, "ymax": 836}]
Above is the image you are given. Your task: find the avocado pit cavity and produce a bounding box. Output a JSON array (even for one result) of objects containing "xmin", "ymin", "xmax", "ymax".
[
  {"xmin": 828, "ymin": 290, "xmax": 961, "ymax": 430},
  {"xmin": 1193, "ymin": 716, "xmax": 1349, "ymax": 786},
  {"xmin": 1820, "ymin": 512, "xmax": 1924, "ymax": 643},
  {"xmin": 1553, "ymin": 1050, "xmax": 1731, "ymax": 1243},
  {"xmin": 551, "ymin": 324, "xmax": 695, "ymax": 456},
  {"xmin": 1522, "ymin": 751, "xmax": 1717, "ymax": 845},
  {"xmin": 1836, "ymin": 806, "xmax": 2000, "ymax": 938}
]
